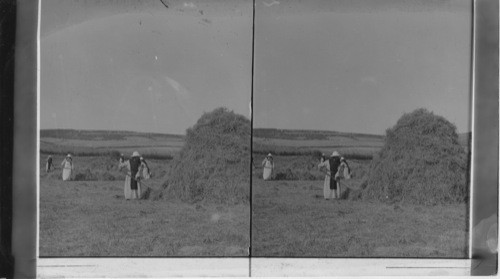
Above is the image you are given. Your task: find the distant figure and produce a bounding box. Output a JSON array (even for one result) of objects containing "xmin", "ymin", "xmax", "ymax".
[
  {"xmin": 46, "ymin": 155, "xmax": 53, "ymax": 173},
  {"xmin": 119, "ymin": 151, "xmax": 144, "ymax": 200},
  {"xmin": 318, "ymin": 151, "xmax": 341, "ymax": 200},
  {"xmin": 320, "ymin": 153, "xmax": 327, "ymax": 163},
  {"xmin": 140, "ymin": 156, "xmax": 151, "ymax": 180},
  {"xmin": 61, "ymin": 154, "xmax": 73, "ymax": 181},
  {"xmin": 262, "ymin": 153, "xmax": 274, "ymax": 181}
]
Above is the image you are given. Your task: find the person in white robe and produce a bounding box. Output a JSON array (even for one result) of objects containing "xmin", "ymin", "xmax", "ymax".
[
  {"xmin": 119, "ymin": 151, "xmax": 144, "ymax": 200},
  {"xmin": 262, "ymin": 153, "xmax": 274, "ymax": 181},
  {"xmin": 338, "ymin": 157, "xmax": 351, "ymax": 179},
  {"xmin": 333, "ymin": 156, "xmax": 351, "ymax": 198},
  {"xmin": 61, "ymin": 154, "xmax": 73, "ymax": 181},
  {"xmin": 140, "ymin": 156, "xmax": 151, "ymax": 180}
]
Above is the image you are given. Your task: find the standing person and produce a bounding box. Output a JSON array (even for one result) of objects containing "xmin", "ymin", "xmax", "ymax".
[
  {"xmin": 338, "ymin": 157, "xmax": 351, "ymax": 180},
  {"xmin": 318, "ymin": 151, "xmax": 341, "ymax": 200},
  {"xmin": 140, "ymin": 156, "xmax": 151, "ymax": 180},
  {"xmin": 334, "ymin": 156, "xmax": 351, "ymax": 198},
  {"xmin": 262, "ymin": 153, "xmax": 274, "ymax": 181},
  {"xmin": 61, "ymin": 154, "xmax": 74, "ymax": 181},
  {"xmin": 46, "ymin": 155, "xmax": 53, "ymax": 173},
  {"xmin": 119, "ymin": 151, "xmax": 144, "ymax": 200}
]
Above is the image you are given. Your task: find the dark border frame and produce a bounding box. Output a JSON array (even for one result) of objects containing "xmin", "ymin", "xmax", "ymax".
[
  {"xmin": 0, "ymin": 0, "xmax": 16, "ymax": 277},
  {"xmin": 11, "ymin": 0, "xmax": 38, "ymax": 278},
  {"xmin": 470, "ymin": 0, "xmax": 499, "ymax": 276}
]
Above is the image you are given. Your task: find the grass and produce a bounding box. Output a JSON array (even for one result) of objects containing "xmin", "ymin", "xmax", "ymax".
[
  {"xmin": 39, "ymin": 157, "xmax": 249, "ymax": 256},
  {"xmin": 251, "ymin": 179, "xmax": 468, "ymax": 257}
]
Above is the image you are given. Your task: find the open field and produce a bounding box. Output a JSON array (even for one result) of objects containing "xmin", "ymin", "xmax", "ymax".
[
  {"xmin": 39, "ymin": 130, "xmax": 249, "ymax": 256},
  {"xmin": 39, "ymin": 156, "xmax": 249, "ymax": 256},
  {"xmin": 39, "ymin": 128, "xmax": 469, "ymax": 257},
  {"xmin": 251, "ymin": 179, "xmax": 468, "ymax": 257},
  {"xmin": 251, "ymin": 126, "xmax": 470, "ymax": 257},
  {"xmin": 40, "ymin": 179, "xmax": 249, "ymax": 256}
]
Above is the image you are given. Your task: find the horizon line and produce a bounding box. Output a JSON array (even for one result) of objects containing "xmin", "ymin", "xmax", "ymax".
[
  {"xmin": 40, "ymin": 127, "xmax": 472, "ymax": 137},
  {"xmin": 39, "ymin": 128, "xmax": 185, "ymax": 137}
]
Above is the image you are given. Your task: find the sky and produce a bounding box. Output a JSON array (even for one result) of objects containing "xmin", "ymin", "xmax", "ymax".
[
  {"xmin": 254, "ymin": 0, "xmax": 472, "ymax": 134},
  {"xmin": 41, "ymin": 0, "xmax": 472, "ymax": 136},
  {"xmin": 40, "ymin": 0, "xmax": 252, "ymax": 135}
]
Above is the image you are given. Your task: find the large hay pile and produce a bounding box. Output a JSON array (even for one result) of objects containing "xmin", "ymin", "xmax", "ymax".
[
  {"xmin": 157, "ymin": 107, "xmax": 250, "ymax": 204},
  {"xmin": 360, "ymin": 108, "xmax": 469, "ymax": 205}
]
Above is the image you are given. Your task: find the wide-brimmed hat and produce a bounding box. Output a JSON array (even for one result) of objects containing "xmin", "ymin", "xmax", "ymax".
[
  {"xmin": 331, "ymin": 151, "xmax": 340, "ymax": 157},
  {"xmin": 66, "ymin": 154, "xmax": 72, "ymax": 158},
  {"xmin": 267, "ymin": 153, "xmax": 273, "ymax": 157},
  {"xmin": 132, "ymin": 151, "xmax": 140, "ymax": 157}
]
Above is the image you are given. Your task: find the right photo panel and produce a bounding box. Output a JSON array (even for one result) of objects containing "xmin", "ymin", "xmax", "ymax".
[{"xmin": 252, "ymin": 0, "xmax": 472, "ymax": 257}]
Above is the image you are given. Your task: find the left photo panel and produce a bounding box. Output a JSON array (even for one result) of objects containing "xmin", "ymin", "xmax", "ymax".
[{"xmin": 39, "ymin": 0, "xmax": 252, "ymax": 257}]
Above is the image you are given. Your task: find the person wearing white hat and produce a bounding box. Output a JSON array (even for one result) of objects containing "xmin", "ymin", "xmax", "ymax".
[
  {"xmin": 118, "ymin": 151, "xmax": 144, "ymax": 200},
  {"xmin": 262, "ymin": 153, "xmax": 274, "ymax": 181},
  {"xmin": 318, "ymin": 151, "xmax": 342, "ymax": 200},
  {"xmin": 61, "ymin": 154, "xmax": 74, "ymax": 181}
]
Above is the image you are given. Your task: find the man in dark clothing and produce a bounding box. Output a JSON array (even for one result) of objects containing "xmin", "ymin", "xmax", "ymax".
[
  {"xmin": 46, "ymin": 155, "xmax": 53, "ymax": 172},
  {"xmin": 318, "ymin": 151, "xmax": 342, "ymax": 200},
  {"xmin": 329, "ymin": 154, "xmax": 341, "ymax": 191},
  {"xmin": 129, "ymin": 155, "xmax": 141, "ymax": 190}
]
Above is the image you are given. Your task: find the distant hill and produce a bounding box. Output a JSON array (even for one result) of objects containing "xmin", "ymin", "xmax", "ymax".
[
  {"xmin": 252, "ymin": 128, "xmax": 385, "ymax": 160},
  {"xmin": 253, "ymin": 128, "xmax": 385, "ymax": 141},
  {"xmin": 40, "ymin": 129, "xmax": 185, "ymax": 159},
  {"xmin": 252, "ymin": 128, "xmax": 470, "ymax": 160},
  {"xmin": 40, "ymin": 129, "xmax": 184, "ymax": 141}
]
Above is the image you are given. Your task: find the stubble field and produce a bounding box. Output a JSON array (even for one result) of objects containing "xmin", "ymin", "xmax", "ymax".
[
  {"xmin": 40, "ymin": 158, "xmax": 249, "ymax": 257},
  {"xmin": 251, "ymin": 178, "xmax": 468, "ymax": 257},
  {"xmin": 251, "ymin": 129, "xmax": 469, "ymax": 258},
  {"xmin": 39, "ymin": 130, "xmax": 249, "ymax": 257}
]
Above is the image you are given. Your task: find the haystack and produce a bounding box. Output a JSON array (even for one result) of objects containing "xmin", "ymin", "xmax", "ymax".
[
  {"xmin": 157, "ymin": 107, "xmax": 250, "ymax": 204},
  {"xmin": 360, "ymin": 108, "xmax": 469, "ymax": 205}
]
